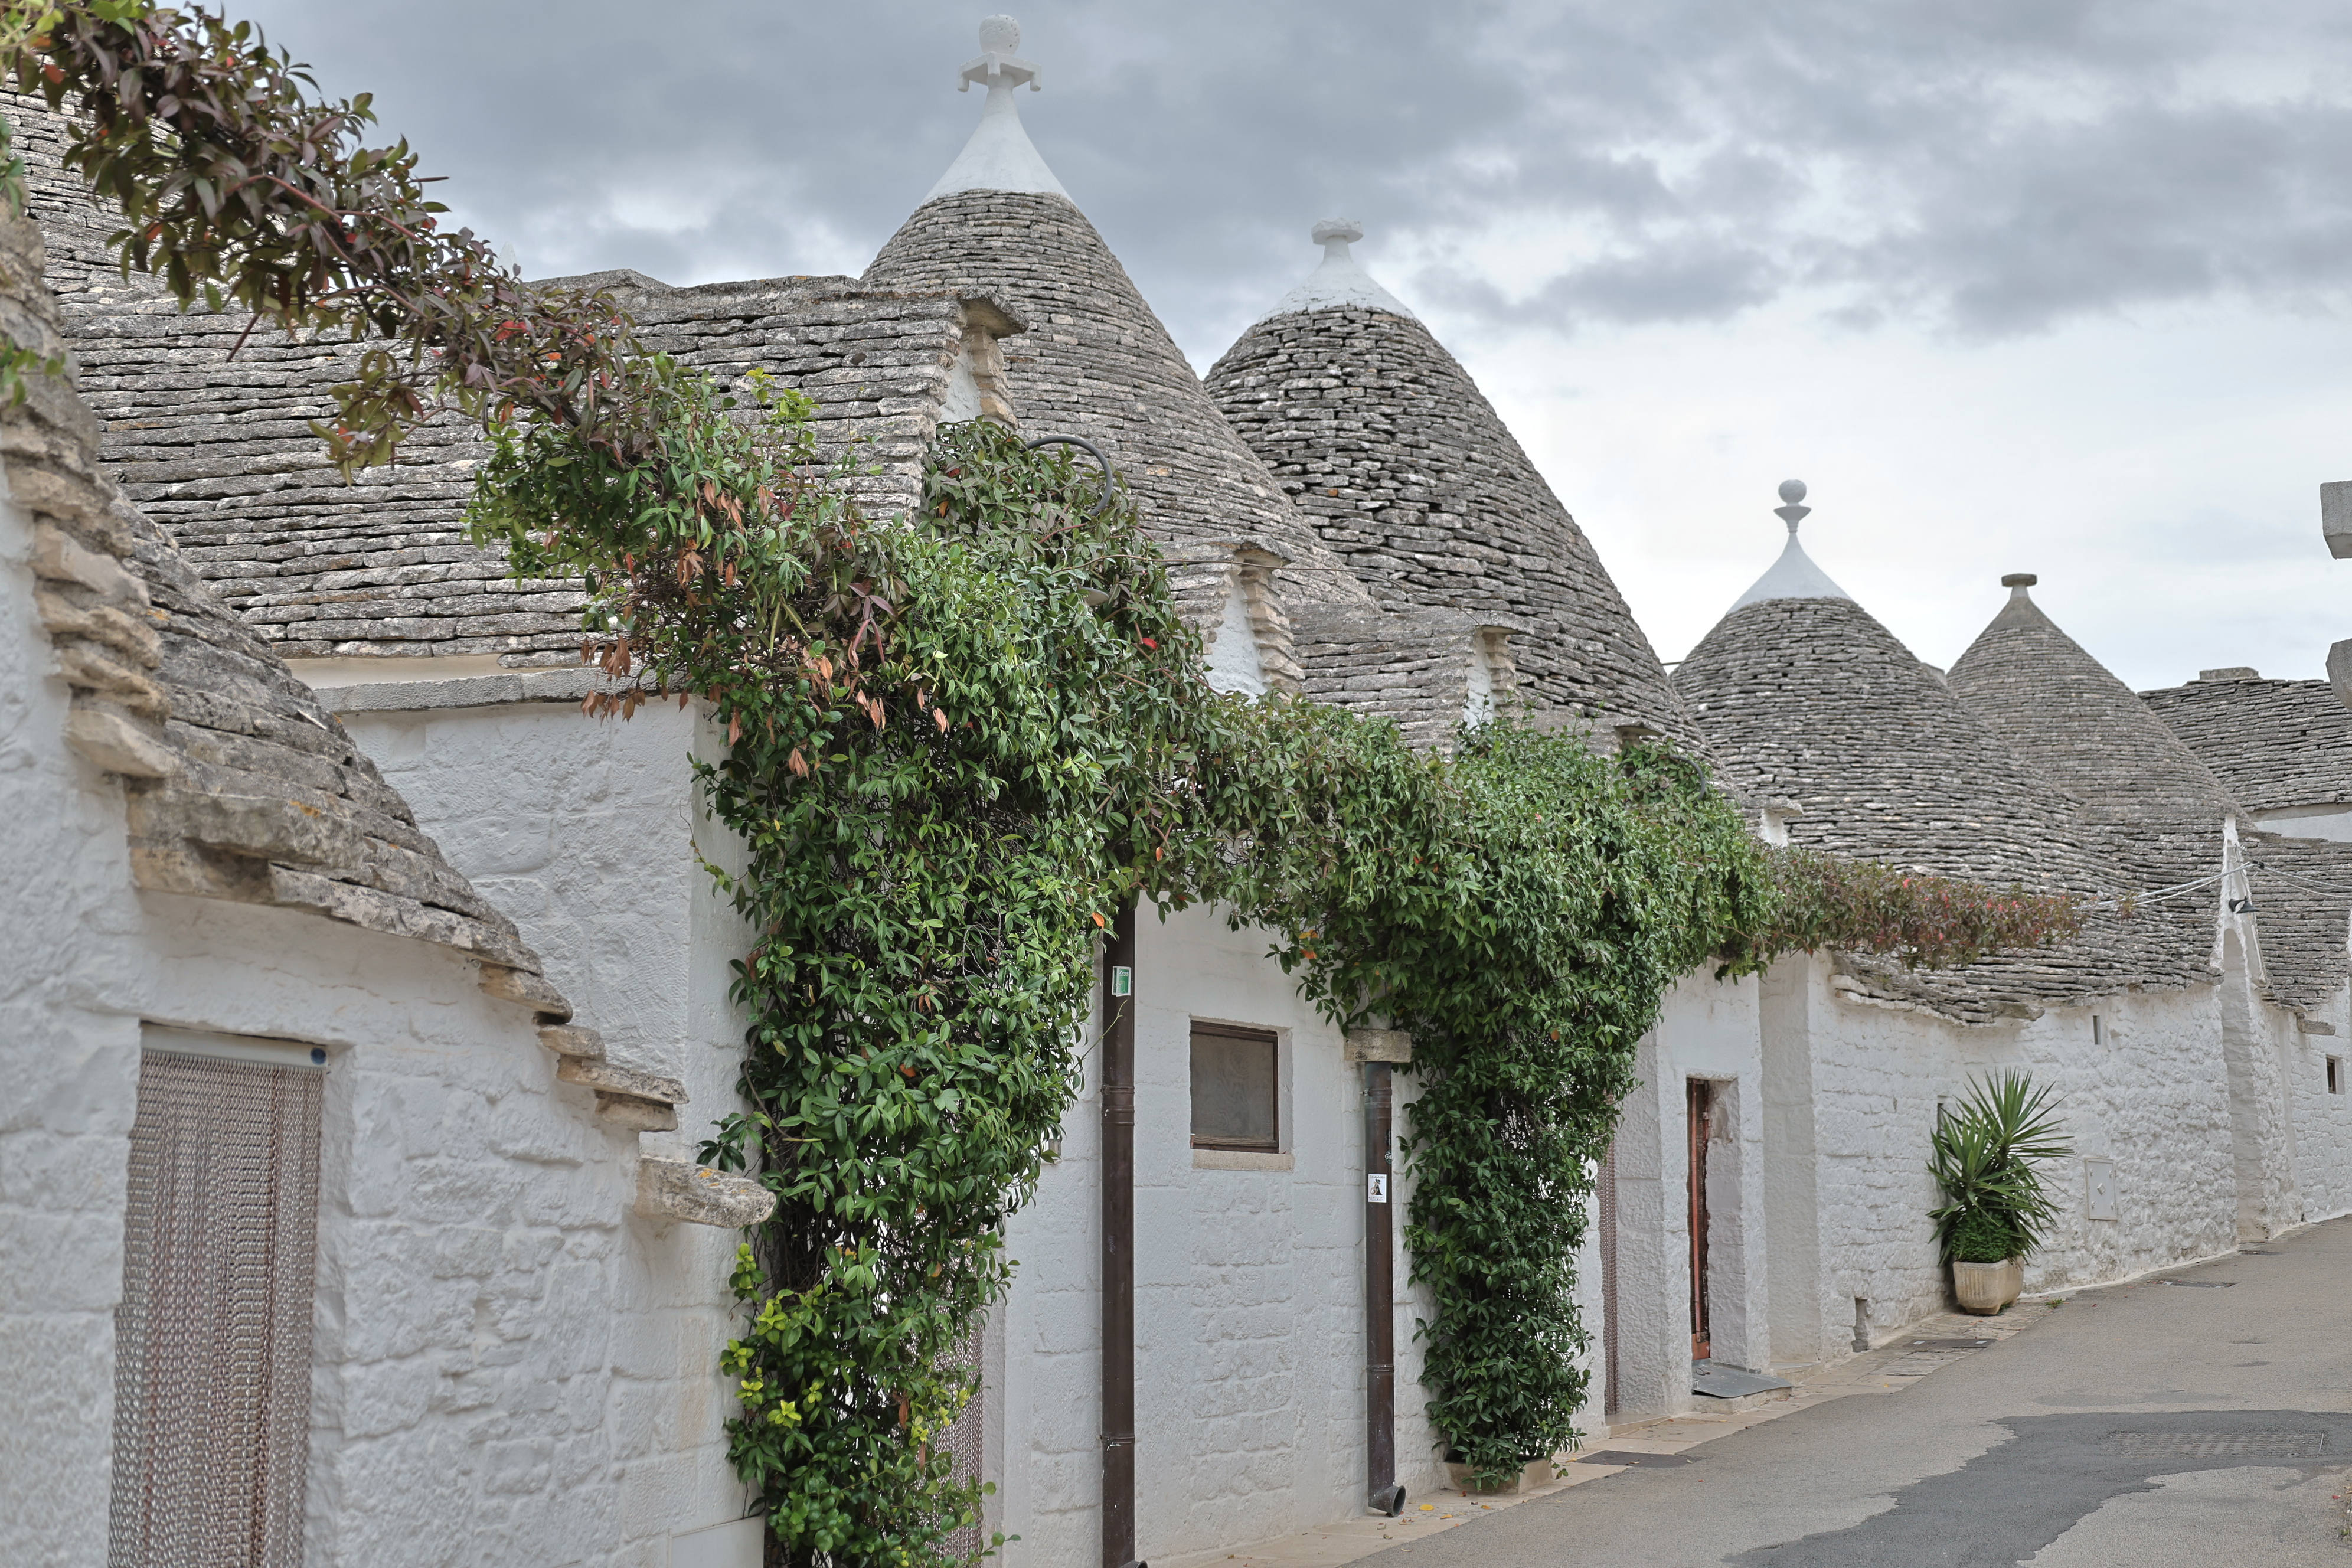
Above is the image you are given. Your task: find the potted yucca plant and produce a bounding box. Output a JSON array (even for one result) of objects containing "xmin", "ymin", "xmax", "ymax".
[{"xmin": 1929, "ymin": 1070, "xmax": 2072, "ymax": 1314}]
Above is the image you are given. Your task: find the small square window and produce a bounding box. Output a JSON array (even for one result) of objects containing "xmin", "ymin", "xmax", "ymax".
[
  {"xmin": 1191, "ymin": 1023, "xmax": 1279, "ymax": 1151},
  {"xmin": 2328, "ymin": 1056, "xmax": 2343, "ymax": 1095}
]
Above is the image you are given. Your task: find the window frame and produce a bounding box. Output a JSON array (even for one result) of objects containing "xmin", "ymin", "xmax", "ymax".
[{"xmin": 1187, "ymin": 1020, "xmax": 1282, "ymax": 1153}]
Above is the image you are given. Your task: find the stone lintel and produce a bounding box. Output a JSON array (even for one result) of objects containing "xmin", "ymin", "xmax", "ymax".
[
  {"xmin": 595, "ymin": 1093, "xmax": 679, "ymax": 1133},
  {"xmin": 1344, "ymin": 1028, "xmax": 1413, "ymax": 1064}
]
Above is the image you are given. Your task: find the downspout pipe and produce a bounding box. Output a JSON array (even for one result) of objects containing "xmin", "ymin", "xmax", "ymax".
[
  {"xmin": 1365, "ymin": 1060, "xmax": 1405, "ymax": 1517},
  {"xmin": 1101, "ymin": 900, "xmax": 1144, "ymax": 1568}
]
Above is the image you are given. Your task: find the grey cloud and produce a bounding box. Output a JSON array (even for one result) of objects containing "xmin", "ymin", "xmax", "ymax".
[{"xmin": 217, "ymin": 0, "xmax": 2352, "ymax": 354}]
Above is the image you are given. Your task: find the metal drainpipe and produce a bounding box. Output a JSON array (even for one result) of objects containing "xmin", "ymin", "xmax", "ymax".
[
  {"xmin": 1365, "ymin": 1060, "xmax": 1405, "ymax": 1516},
  {"xmin": 1101, "ymin": 900, "xmax": 1144, "ymax": 1568}
]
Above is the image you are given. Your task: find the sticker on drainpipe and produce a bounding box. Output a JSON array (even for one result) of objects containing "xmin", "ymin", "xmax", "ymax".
[
  {"xmin": 1368, "ymin": 1174, "xmax": 1389, "ymax": 1203},
  {"xmin": 1110, "ymin": 966, "xmax": 1132, "ymax": 997}
]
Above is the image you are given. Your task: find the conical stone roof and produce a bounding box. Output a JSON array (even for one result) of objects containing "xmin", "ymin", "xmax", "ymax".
[
  {"xmin": 1675, "ymin": 590, "xmax": 2214, "ymax": 1018},
  {"xmin": 863, "ymin": 31, "xmax": 1368, "ymax": 607},
  {"xmin": 1949, "ymin": 577, "xmax": 2352, "ymax": 1018},
  {"xmin": 1204, "ymin": 222, "xmax": 1693, "ymax": 741},
  {"xmin": 1947, "ymin": 576, "xmax": 2240, "ymax": 829},
  {"xmin": 1676, "ymin": 594, "xmax": 2106, "ymax": 890}
]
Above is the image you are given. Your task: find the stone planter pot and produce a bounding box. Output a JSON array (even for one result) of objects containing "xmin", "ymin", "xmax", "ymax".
[
  {"xmin": 1443, "ymin": 1458, "xmax": 1554, "ymax": 1495},
  {"xmin": 1952, "ymin": 1256, "xmax": 2024, "ymax": 1315}
]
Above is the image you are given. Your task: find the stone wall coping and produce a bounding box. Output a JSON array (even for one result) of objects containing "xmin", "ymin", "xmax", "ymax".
[{"xmin": 315, "ymin": 665, "xmax": 620, "ymax": 714}]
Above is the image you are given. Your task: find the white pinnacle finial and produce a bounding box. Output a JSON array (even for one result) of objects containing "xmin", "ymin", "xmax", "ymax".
[
  {"xmin": 926, "ymin": 14, "xmax": 1067, "ymax": 202},
  {"xmin": 1259, "ymin": 218, "xmax": 1416, "ymax": 322},
  {"xmin": 960, "ymin": 15, "xmax": 1040, "ymax": 92},
  {"xmin": 1729, "ymin": 477, "xmax": 1850, "ymax": 609},
  {"xmin": 1774, "ymin": 478, "xmax": 1810, "ymax": 534}
]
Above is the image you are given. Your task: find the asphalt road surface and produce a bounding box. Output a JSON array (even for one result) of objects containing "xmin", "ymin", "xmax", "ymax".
[{"xmin": 1368, "ymin": 1216, "xmax": 2352, "ymax": 1567}]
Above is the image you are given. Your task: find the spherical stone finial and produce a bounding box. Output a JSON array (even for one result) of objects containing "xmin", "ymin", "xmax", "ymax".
[
  {"xmin": 2001, "ymin": 573, "xmax": 2037, "ymax": 588},
  {"xmin": 978, "ymin": 14, "xmax": 1021, "ymax": 52},
  {"xmin": 1772, "ymin": 477, "xmax": 1811, "ymax": 532},
  {"xmin": 1312, "ymin": 218, "xmax": 1364, "ymax": 247}
]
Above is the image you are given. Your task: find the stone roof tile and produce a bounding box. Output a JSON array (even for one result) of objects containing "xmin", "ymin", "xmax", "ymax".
[
  {"xmin": 0, "ymin": 195, "xmax": 548, "ymax": 978},
  {"xmin": 1948, "ymin": 582, "xmax": 2242, "ymax": 828},
  {"xmin": 1945, "ymin": 581, "xmax": 2348, "ymax": 1018}
]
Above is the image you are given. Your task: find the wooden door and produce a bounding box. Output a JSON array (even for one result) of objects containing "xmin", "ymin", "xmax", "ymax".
[{"xmin": 1687, "ymin": 1079, "xmax": 1711, "ymax": 1362}]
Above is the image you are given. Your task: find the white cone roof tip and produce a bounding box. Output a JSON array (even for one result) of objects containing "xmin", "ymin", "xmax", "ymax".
[
  {"xmin": 1259, "ymin": 220, "xmax": 1417, "ymax": 323},
  {"xmin": 1729, "ymin": 479, "xmax": 1852, "ymax": 611},
  {"xmin": 925, "ymin": 15, "xmax": 1069, "ymax": 203}
]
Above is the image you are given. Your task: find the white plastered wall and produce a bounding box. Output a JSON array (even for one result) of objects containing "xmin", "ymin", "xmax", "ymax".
[
  {"xmin": 1778, "ymin": 953, "xmax": 2250, "ymax": 1358},
  {"xmin": 1603, "ymin": 972, "xmax": 1768, "ymax": 1422},
  {"xmin": 1, "ymin": 483, "xmax": 760, "ymax": 1566},
  {"xmin": 989, "ymin": 901, "xmax": 1438, "ymax": 1566},
  {"xmin": 339, "ymin": 698, "xmax": 705, "ymax": 1094},
  {"xmin": 138, "ymin": 896, "xmax": 750, "ymax": 1567},
  {"xmin": 335, "ymin": 691, "xmax": 759, "ymax": 1556},
  {"xmin": 1608, "ymin": 941, "xmax": 2315, "ymax": 1389},
  {"xmin": 0, "ymin": 463, "xmax": 142, "ymax": 1565},
  {"xmin": 2285, "ymin": 977, "xmax": 2352, "ymax": 1220}
]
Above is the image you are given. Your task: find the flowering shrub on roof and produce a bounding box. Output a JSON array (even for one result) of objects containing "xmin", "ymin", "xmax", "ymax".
[{"xmin": 1734, "ymin": 847, "xmax": 2088, "ymax": 974}]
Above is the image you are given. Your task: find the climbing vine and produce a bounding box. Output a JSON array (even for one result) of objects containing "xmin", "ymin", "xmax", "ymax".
[
  {"xmin": 6, "ymin": 2, "xmax": 2103, "ymax": 1547},
  {"xmin": 474, "ymin": 412, "xmax": 1248, "ymax": 1560},
  {"xmin": 1229, "ymin": 723, "xmax": 1773, "ymax": 1479}
]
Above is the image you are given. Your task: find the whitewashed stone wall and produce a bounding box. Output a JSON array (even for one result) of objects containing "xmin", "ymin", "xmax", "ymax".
[
  {"xmin": 1780, "ymin": 952, "xmax": 2247, "ymax": 1359},
  {"xmin": 133, "ymin": 899, "xmax": 701, "ymax": 1567},
  {"xmin": 0, "ymin": 540, "xmax": 765, "ymax": 1568},
  {"xmin": 0, "ymin": 464, "xmax": 141, "ymax": 1566},
  {"xmin": 990, "ymin": 902, "xmax": 1439, "ymax": 1566},
  {"xmin": 337, "ymin": 694, "xmax": 705, "ymax": 1095},
  {"xmin": 331, "ymin": 688, "xmax": 757, "ymax": 1552},
  {"xmin": 1605, "ymin": 943, "xmax": 2316, "ymax": 1414},
  {"xmin": 1606, "ymin": 973, "xmax": 1767, "ymax": 1422},
  {"xmin": 2285, "ymin": 978, "xmax": 2352, "ymax": 1219}
]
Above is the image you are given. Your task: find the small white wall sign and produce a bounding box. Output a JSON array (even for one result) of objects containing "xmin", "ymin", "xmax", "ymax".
[
  {"xmin": 2085, "ymin": 1158, "xmax": 2117, "ymax": 1221},
  {"xmin": 1367, "ymin": 1174, "xmax": 1389, "ymax": 1204}
]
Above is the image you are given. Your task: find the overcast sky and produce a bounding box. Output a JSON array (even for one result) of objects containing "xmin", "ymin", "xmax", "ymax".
[{"xmin": 233, "ymin": 0, "xmax": 2352, "ymax": 690}]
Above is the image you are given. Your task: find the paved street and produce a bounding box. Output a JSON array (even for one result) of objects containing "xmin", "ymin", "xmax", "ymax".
[{"xmin": 1369, "ymin": 1217, "xmax": 2352, "ymax": 1567}]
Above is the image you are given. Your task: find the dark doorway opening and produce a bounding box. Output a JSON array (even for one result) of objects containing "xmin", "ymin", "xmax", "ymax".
[{"xmin": 1688, "ymin": 1078, "xmax": 1713, "ymax": 1362}]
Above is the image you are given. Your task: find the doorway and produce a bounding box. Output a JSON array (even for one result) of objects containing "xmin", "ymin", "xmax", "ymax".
[{"xmin": 1687, "ymin": 1079, "xmax": 1713, "ymax": 1361}]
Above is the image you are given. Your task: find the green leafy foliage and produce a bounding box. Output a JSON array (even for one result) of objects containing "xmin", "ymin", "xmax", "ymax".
[
  {"xmin": 1231, "ymin": 730, "xmax": 1772, "ymax": 1481},
  {"xmin": 475, "ymin": 412, "xmax": 1249, "ymax": 1562},
  {"xmin": 1929, "ymin": 1069, "xmax": 2073, "ymax": 1264},
  {"xmin": 1948, "ymin": 1206, "xmax": 2022, "ymax": 1265}
]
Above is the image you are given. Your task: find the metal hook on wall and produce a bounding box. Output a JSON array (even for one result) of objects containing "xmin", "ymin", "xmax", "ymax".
[{"xmin": 1023, "ymin": 434, "xmax": 1119, "ymax": 517}]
